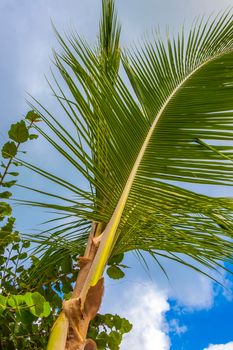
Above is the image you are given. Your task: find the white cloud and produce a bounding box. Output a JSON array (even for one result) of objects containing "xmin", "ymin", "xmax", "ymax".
[
  {"xmin": 168, "ymin": 319, "xmax": 187, "ymax": 335},
  {"xmin": 121, "ymin": 284, "xmax": 170, "ymax": 350},
  {"xmin": 204, "ymin": 342, "xmax": 233, "ymax": 350},
  {"xmin": 103, "ymin": 282, "xmax": 170, "ymax": 350},
  {"xmin": 102, "ymin": 254, "xmax": 228, "ymax": 350},
  {"xmin": 130, "ymin": 253, "xmax": 216, "ymax": 311},
  {"xmin": 168, "ymin": 273, "xmax": 214, "ymax": 311}
]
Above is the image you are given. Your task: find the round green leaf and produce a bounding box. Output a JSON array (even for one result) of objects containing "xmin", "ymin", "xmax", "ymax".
[
  {"xmin": 0, "ymin": 191, "xmax": 12, "ymax": 199},
  {"xmin": 87, "ymin": 326, "xmax": 98, "ymax": 340},
  {"xmin": 2, "ymin": 180, "xmax": 17, "ymax": 188},
  {"xmin": 108, "ymin": 253, "xmax": 124, "ymax": 265},
  {"xmin": 22, "ymin": 240, "xmax": 30, "ymax": 248},
  {"xmin": 25, "ymin": 110, "xmax": 41, "ymax": 122},
  {"xmin": 107, "ymin": 265, "xmax": 125, "ymax": 280},
  {"xmin": 96, "ymin": 331, "xmax": 108, "ymax": 348},
  {"xmin": 24, "ymin": 292, "xmax": 51, "ymax": 317},
  {"xmin": 112, "ymin": 315, "xmax": 122, "ymax": 330},
  {"xmin": 7, "ymin": 295, "xmax": 25, "ymax": 308},
  {"xmin": 121, "ymin": 318, "xmax": 133, "ymax": 333},
  {"xmin": 1, "ymin": 141, "xmax": 17, "ymax": 158},
  {"xmin": 103, "ymin": 313, "xmax": 114, "ymax": 328},
  {"xmin": 0, "ymin": 202, "xmax": 12, "ymax": 217},
  {"xmin": 8, "ymin": 120, "xmax": 29, "ymax": 143},
  {"xmin": 108, "ymin": 331, "xmax": 122, "ymax": 349}
]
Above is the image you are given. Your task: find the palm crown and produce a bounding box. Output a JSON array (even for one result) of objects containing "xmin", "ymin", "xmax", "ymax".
[{"xmin": 24, "ymin": 1, "xmax": 233, "ymax": 291}]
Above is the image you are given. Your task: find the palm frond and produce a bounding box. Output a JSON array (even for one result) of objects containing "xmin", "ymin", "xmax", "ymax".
[
  {"xmin": 123, "ymin": 11, "xmax": 233, "ymax": 186},
  {"xmin": 99, "ymin": 0, "xmax": 121, "ymax": 81},
  {"xmin": 22, "ymin": 6, "xmax": 233, "ymax": 279}
]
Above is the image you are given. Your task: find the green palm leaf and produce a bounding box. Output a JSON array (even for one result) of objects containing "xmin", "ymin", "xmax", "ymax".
[{"xmin": 23, "ymin": 5, "xmax": 233, "ymax": 288}]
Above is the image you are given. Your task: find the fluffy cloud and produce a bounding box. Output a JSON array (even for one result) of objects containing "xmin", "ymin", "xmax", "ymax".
[
  {"xmin": 167, "ymin": 272, "xmax": 214, "ymax": 311},
  {"xmin": 122, "ymin": 284, "xmax": 170, "ymax": 350},
  {"xmin": 104, "ymin": 276, "xmax": 231, "ymax": 350},
  {"xmin": 125, "ymin": 253, "xmax": 216, "ymax": 311},
  {"xmin": 103, "ymin": 253, "xmax": 229, "ymax": 350},
  {"xmin": 203, "ymin": 342, "xmax": 233, "ymax": 350},
  {"xmin": 102, "ymin": 280, "xmax": 170, "ymax": 350}
]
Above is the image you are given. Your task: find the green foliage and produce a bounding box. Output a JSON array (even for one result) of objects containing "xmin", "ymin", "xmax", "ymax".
[
  {"xmin": 107, "ymin": 253, "xmax": 127, "ymax": 279},
  {"xmin": 0, "ymin": 202, "xmax": 12, "ymax": 218},
  {"xmin": 5, "ymin": 1, "xmax": 233, "ymax": 348},
  {"xmin": 25, "ymin": 110, "xmax": 41, "ymax": 122},
  {"xmin": 0, "ymin": 116, "xmax": 79, "ymax": 348},
  {"xmin": 0, "ymin": 114, "xmax": 132, "ymax": 349},
  {"xmin": 108, "ymin": 253, "xmax": 124, "ymax": 265},
  {"xmin": 0, "ymin": 115, "xmax": 56, "ymax": 349},
  {"xmin": 1, "ymin": 180, "xmax": 17, "ymax": 188},
  {"xmin": 88, "ymin": 313, "xmax": 132, "ymax": 350},
  {"xmin": 99, "ymin": 0, "xmax": 121, "ymax": 82},
  {"xmin": 24, "ymin": 292, "xmax": 51, "ymax": 317},
  {"xmin": 8, "ymin": 120, "xmax": 29, "ymax": 143},
  {"xmin": 0, "ymin": 191, "xmax": 12, "ymax": 199},
  {"xmin": 107, "ymin": 265, "xmax": 125, "ymax": 279},
  {"xmin": 23, "ymin": 7, "xmax": 233, "ymax": 285},
  {"xmin": 1, "ymin": 141, "xmax": 17, "ymax": 159},
  {"xmin": 0, "ymin": 292, "xmax": 51, "ymax": 317}
]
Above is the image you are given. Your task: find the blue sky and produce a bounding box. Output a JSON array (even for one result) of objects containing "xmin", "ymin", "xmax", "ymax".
[{"xmin": 1, "ymin": 1, "xmax": 233, "ymax": 349}]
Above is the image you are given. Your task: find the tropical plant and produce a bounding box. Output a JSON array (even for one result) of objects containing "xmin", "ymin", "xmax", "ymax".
[
  {"xmin": 0, "ymin": 115, "xmax": 53, "ymax": 350},
  {"xmin": 16, "ymin": 0, "xmax": 233, "ymax": 348},
  {"xmin": 0, "ymin": 116, "xmax": 131, "ymax": 350}
]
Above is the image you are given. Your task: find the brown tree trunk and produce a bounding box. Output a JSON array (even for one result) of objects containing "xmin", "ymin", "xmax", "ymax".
[{"xmin": 63, "ymin": 223, "xmax": 105, "ymax": 350}]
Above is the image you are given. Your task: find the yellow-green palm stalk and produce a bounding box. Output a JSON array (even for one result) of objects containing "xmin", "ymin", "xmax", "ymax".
[{"xmin": 22, "ymin": 1, "xmax": 233, "ymax": 348}]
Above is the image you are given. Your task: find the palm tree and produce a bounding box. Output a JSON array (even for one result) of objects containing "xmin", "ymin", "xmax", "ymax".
[{"xmin": 23, "ymin": 1, "xmax": 233, "ymax": 349}]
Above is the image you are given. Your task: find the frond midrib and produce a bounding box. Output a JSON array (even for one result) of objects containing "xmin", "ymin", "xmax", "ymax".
[
  {"xmin": 78, "ymin": 47, "xmax": 233, "ymax": 294},
  {"xmin": 107, "ymin": 46, "xmax": 233, "ymax": 234}
]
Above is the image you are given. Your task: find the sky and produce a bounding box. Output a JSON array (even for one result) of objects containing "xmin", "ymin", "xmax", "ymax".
[{"xmin": 1, "ymin": 0, "xmax": 233, "ymax": 349}]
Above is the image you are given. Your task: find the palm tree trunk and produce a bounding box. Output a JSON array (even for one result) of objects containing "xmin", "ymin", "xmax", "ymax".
[
  {"xmin": 47, "ymin": 115, "xmax": 156, "ymax": 349},
  {"xmin": 47, "ymin": 223, "xmax": 105, "ymax": 350}
]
